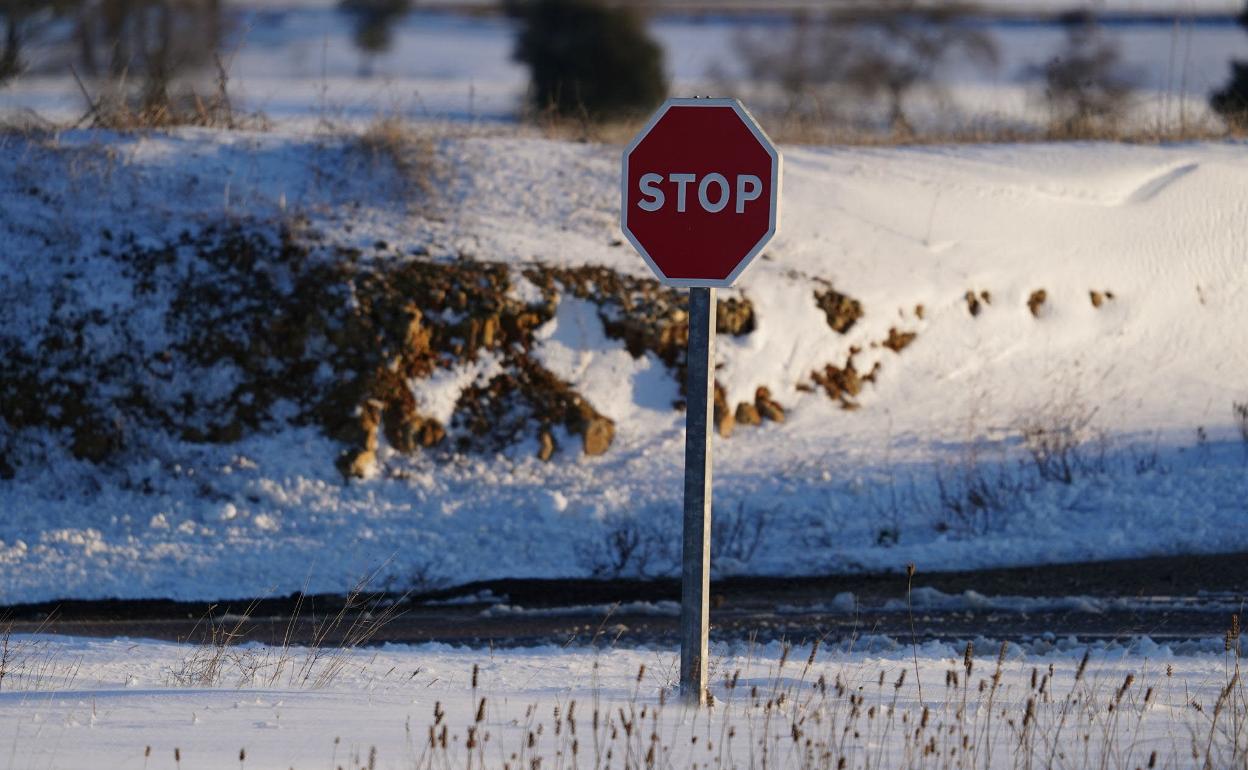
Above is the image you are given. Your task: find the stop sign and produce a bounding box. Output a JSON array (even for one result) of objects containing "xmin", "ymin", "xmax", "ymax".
[{"xmin": 621, "ymin": 98, "xmax": 781, "ymax": 288}]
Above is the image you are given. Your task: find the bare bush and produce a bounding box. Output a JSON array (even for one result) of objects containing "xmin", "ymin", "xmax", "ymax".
[
  {"xmin": 711, "ymin": 500, "xmax": 770, "ymax": 574},
  {"xmin": 735, "ymin": 3, "xmax": 998, "ymax": 137},
  {"xmin": 72, "ymin": 54, "xmax": 262, "ymax": 131},
  {"xmin": 1018, "ymin": 399, "xmax": 1100, "ymax": 485},
  {"xmin": 933, "ymin": 443, "xmax": 1024, "ymax": 535},
  {"xmin": 1035, "ymin": 11, "xmax": 1135, "ymax": 137},
  {"xmin": 577, "ymin": 512, "xmax": 675, "ymax": 579}
]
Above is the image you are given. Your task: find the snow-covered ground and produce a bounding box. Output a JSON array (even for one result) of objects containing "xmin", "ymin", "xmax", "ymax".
[
  {"xmin": 1, "ymin": 633, "xmax": 1244, "ymax": 769},
  {"xmin": 0, "ymin": 128, "xmax": 1246, "ymax": 603}
]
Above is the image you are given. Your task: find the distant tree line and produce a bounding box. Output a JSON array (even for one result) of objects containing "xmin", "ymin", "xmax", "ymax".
[{"xmin": 0, "ymin": 0, "xmax": 225, "ymax": 83}]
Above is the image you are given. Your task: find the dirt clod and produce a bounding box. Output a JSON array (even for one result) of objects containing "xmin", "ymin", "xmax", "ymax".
[
  {"xmin": 582, "ymin": 416, "xmax": 614, "ymax": 456},
  {"xmin": 755, "ymin": 387, "xmax": 786, "ymax": 423},
  {"xmin": 1028, "ymin": 289, "xmax": 1047, "ymax": 318},
  {"xmin": 537, "ymin": 430, "xmax": 556, "ymax": 462},
  {"xmin": 735, "ymin": 402, "xmax": 762, "ymax": 426},
  {"xmin": 814, "ymin": 287, "xmax": 864, "ymax": 334},
  {"xmin": 882, "ymin": 328, "xmax": 917, "ymax": 353},
  {"xmin": 1090, "ymin": 290, "xmax": 1114, "ymax": 308}
]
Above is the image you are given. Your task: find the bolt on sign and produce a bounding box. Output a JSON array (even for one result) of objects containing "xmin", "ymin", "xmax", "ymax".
[
  {"xmin": 621, "ymin": 97, "xmax": 781, "ymax": 288},
  {"xmin": 619, "ymin": 98, "xmax": 782, "ymax": 706}
]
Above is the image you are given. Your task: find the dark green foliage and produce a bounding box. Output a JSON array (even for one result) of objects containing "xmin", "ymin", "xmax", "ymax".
[
  {"xmin": 1210, "ymin": 4, "xmax": 1248, "ymax": 130},
  {"xmin": 339, "ymin": 0, "xmax": 411, "ymax": 56},
  {"xmin": 508, "ymin": 0, "xmax": 666, "ymax": 121}
]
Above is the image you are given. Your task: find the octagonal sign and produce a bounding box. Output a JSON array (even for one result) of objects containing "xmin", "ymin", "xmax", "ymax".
[{"xmin": 621, "ymin": 98, "xmax": 781, "ymax": 288}]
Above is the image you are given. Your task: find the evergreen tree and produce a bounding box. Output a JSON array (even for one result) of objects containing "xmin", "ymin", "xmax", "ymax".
[
  {"xmin": 509, "ymin": 0, "xmax": 666, "ymax": 121},
  {"xmin": 1210, "ymin": 4, "xmax": 1248, "ymax": 130}
]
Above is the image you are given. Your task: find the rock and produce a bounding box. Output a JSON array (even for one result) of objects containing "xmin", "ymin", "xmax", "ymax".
[
  {"xmin": 582, "ymin": 416, "xmax": 614, "ymax": 456},
  {"xmin": 716, "ymin": 297, "xmax": 755, "ymax": 336},
  {"xmin": 419, "ymin": 420, "xmax": 445, "ymax": 448},
  {"xmin": 400, "ymin": 303, "xmax": 431, "ymax": 356},
  {"xmin": 336, "ymin": 447, "xmax": 376, "ymax": 480},
  {"xmin": 481, "ymin": 314, "xmax": 499, "ymax": 349},
  {"xmin": 383, "ymin": 402, "xmax": 425, "ymax": 453},
  {"xmin": 755, "ymin": 387, "xmax": 785, "ymax": 423},
  {"xmin": 537, "ymin": 430, "xmax": 556, "ymax": 461},
  {"xmin": 1028, "ymin": 289, "xmax": 1047, "ymax": 318},
  {"xmin": 735, "ymin": 401, "xmax": 762, "ymax": 426},
  {"xmin": 882, "ymin": 328, "xmax": 917, "ymax": 353}
]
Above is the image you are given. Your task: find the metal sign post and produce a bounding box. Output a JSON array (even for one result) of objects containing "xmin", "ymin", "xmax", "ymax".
[
  {"xmin": 619, "ymin": 97, "xmax": 781, "ymax": 708},
  {"xmin": 680, "ymin": 286, "xmax": 716, "ymax": 705}
]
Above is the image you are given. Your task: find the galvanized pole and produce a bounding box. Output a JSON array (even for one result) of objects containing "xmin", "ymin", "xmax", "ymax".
[{"xmin": 680, "ymin": 286, "xmax": 716, "ymax": 706}]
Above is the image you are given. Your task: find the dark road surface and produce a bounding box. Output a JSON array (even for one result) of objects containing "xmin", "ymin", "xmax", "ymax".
[{"xmin": 4, "ymin": 552, "xmax": 1245, "ymax": 648}]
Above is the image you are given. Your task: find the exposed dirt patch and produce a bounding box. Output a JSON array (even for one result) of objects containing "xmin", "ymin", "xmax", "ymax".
[
  {"xmin": 0, "ymin": 222, "xmax": 625, "ymax": 477},
  {"xmin": 814, "ymin": 286, "xmax": 864, "ymax": 334},
  {"xmin": 811, "ymin": 352, "xmax": 880, "ymax": 410},
  {"xmin": 882, "ymin": 327, "xmax": 917, "ymax": 352},
  {"xmin": 1, "ymin": 224, "xmax": 914, "ymax": 476}
]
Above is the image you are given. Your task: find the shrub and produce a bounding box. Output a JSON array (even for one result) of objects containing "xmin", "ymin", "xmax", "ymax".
[
  {"xmin": 1018, "ymin": 399, "xmax": 1099, "ymax": 485},
  {"xmin": 577, "ymin": 512, "xmax": 675, "ymax": 578},
  {"xmin": 1211, "ymin": 4, "xmax": 1248, "ymax": 130},
  {"xmin": 1036, "ymin": 12, "xmax": 1134, "ymax": 136},
  {"xmin": 508, "ymin": 0, "xmax": 666, "ymax": 121},
  {"xmin": 339, "ymin": 0, "xmax": 412, "ymax": 57}
]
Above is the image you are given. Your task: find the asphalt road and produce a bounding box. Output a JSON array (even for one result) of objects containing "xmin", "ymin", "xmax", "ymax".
[{"xmin": 3, "ymin": 552, "xmax": 1245, "ymax": 648}]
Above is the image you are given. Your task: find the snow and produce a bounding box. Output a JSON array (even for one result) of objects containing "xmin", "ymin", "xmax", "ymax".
[
  {"xmin": 0, "ymin": 634, "xmax": 1244, "ymax": 769},
  {"xmin": 1, "ymin": 129, "xmax": 1248, "ymax": 602}
]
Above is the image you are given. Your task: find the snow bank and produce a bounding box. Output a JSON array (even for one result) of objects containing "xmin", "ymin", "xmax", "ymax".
[{"xmin": 1, "ymin": 130, "xmax": 1247, "ymax": 602}]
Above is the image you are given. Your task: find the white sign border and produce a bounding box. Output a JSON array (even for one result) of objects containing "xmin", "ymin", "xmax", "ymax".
[{"xmin": 620, "ymin": 97, "xmax": 783, "ymax": 289}]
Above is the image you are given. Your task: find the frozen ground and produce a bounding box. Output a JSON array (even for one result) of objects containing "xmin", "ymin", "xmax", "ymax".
[
  {"xmin": 0, "ymin": 633, "xmax": 1245, "ymax": 769},
  {"xmin": 0, "ymin": 129, "xmax": 1246, "ymax": 603}
]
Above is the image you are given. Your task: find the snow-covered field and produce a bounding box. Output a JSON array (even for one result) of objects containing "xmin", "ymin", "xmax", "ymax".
[
  {"xmin": 0, "ymin": 127, "xmax": 1246, "ymax": 603},
  {"xmin": 1, "ymin": 633, "xmax": 1245, "ymax": 769}
]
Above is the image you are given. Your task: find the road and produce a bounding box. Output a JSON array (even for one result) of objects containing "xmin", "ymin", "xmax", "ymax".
[{"xmin": 3, "ymin": 552, "xmax": 1244, "ymax": 649}]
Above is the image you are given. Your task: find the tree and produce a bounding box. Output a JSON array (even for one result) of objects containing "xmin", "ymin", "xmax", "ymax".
[
  {"xmin": 338, "ymin": 0, "xmax": 411, "ymax": 76},
  {"xmin": 508, "ymin": 0, "xmax": 666, "ymax": 121},
  {"xmin": 735, "ymin": 3, "xmax": 998, "ymax": 136},
  {"xmin": 1211, "ymin": 3, "xmax": 1248, "ymax": 130}
]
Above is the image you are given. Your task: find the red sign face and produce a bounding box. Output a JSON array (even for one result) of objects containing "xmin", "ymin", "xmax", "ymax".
[{"xmin": 621, "ymin": 98, "xmax": 781, "ymax": 288}]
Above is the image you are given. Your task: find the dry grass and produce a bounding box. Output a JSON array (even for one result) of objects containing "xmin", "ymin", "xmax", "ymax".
[
  {"xmin": 528, "ymin": 106, "xmax": 1237, "ymax": 149},
  {"xmin": 0, "ymin": 616, "xmax": 84, "ymax": 693},
  {"xmin": 387, "ymin": 634, "xmax": 1248, "ymax": 770},
  {"xmin": 67, "ymin": 55, "xmax": 266, "ymax": 132},
  {"xmin": 164, "ymin": 577, "xmax": 407, "ymax": 690},
  {"xmin": 355, "ymin": 116, "xmax": 448, "ymax": 211}
]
